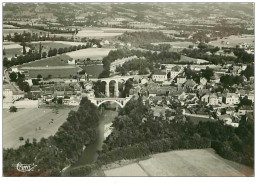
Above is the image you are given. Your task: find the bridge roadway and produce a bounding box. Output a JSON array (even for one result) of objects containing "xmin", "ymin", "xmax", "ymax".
[
  {"xmin": 89, "ymin": 75, "xmax": 134, "ymax": 82},
  {"xmin": 89, "ymin": 97, "xmax": 131, "ymax": 108},
  {"xmin": 93, "ymin": 97, "xmax": 127, "ymax": 100}
]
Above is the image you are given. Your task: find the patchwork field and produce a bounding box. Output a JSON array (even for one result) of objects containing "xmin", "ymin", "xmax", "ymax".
[
  {"xmin": 103, "ymin": 149, "xmax": 253, "ymax": 176},
  {"xmin": 179, "ymin": 55, "xmax": 199, "ymax": 63},
  {"xmin": 4, "ymin": 48, "xmax": 23, "ymax": 58},
  {"xmin": 3, "ymin": 107, "xmax": 76, "ymax": 149},
  {"xmin": 50, "ymin": 27, "xmax": 138, "ymax": 39},
  {"xmin": 3, "ymin": 24, "xmax": 18, "ymax": 29},
  {"xmin": 3, "ymin": 28, "xmax": 48, "ymax": 36},
  {"xmin": 75, "ymin": 27, "xmax": 124, "ymax": 38},
  {"xmin": 20, "ymin": 55, "xmax": 72, "ymax": 67},
  {"xmin": 66, "ymin": 48, "xmax": 114, "ymax": 60},
  {"xmin": 3, "ymin": 44, "xmax": 30, "ymax": 58},
  {"xmin": 83, "ymin": 65, "xmax": 104, "ymax": 78},
  {"xmin": 151, "ymin": 41, "xmax": 193, "ymax": 48},
  {"xmin": 3, "ymin": 41, "xmax": 18, "ymax": 45},
  {"xmin": 209, "ymin": 35, "xmax": 254, "ymax": 48},
  {"xmin": 30, "ymin": 41, "xmax": 88, "ymax": 51},
  {"xmin": 20, "ymin": 66, "xmax": 81, "ymax": 78}
]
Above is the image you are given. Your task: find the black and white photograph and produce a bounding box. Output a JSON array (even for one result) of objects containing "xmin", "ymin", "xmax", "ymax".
[{"xmin": 1, "ymin": 1, "xmax": 255, "ymax": 179}]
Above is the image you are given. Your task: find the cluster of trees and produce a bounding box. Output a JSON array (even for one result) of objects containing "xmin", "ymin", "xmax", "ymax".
[
  {"xmin": 95, "ymin": 98, "xmax": 254, "ymax": 169},
  {"xmin": 210, "ymin": 115, "xmax": 254, "ymax": 167},
  {"xmin": 3, "ymin": 42, "xmax": 93, "ymax": 68},
  {"xmin": 4, "ymin": 30, "xmax": 103, "ymax": 47},
  {"xmin": 100, "ymin": 49, "xmax": 144, "ymax": 78},
  {"xmin": 4, "ymin": 31, "xmax": 68, "ymax": 43},
  {"xmin": 220, "ymin": 75, "xmax": 244, "ymax": 88},
  {"xmin": 9, "ymin": 106, "xmax": 17, "ymax": 112},
  {"xmin": 201, "ymin": 67, "xmax": 214, "ymax": 82},
  {"xmin": 47, "ymin": 43, "xmax": 90, "ymax": 57},
  {"xmin": 184, "ymin": 66, "xmax": 200, "ymax": 82},
  {"xmin": 3, "ymin": 52, "xmax": 41, "ymax": 68},
  {"xmin": 116, "ymin": 58, "xmax": 153, "ymax": 75},
  {"xmin": 182, "ymin": 48, "xmax": 237, "ymax": 65},
  {"xmin": 190, "ymin": 31, "xmax": 211, "ymax": 43},
  {"xmin": 237, "ymin": 96, "xmax": 253, "ymax": 109},
  {"xmin": 139, "ymin": 44, "xmax": 171, "ymax": 51},
  {"xmin": 213, "ymin": 22, "xmax": 254, "ymax": 38},
  {"xmin": 100, "ymin": 48, "xmax": 181, "ymax": 78},
  {"xmin": 183, "ymin": 66, "xmax": 214, "ymax": 83},
  {"xmin": 9, "ymin": 72, "xmax": 30, "ymax": 92},
  {"xmin": 240, "ymin": 65, "xmax": 254, "ymax": 80},
  {"xmin": 118, "ymin": 31, "xmax": 174, "ymax": 47},
  {"xmin": 3, "ymin": 98, "xmax": 100, "ymax": 176},
  {"xmin": 183, "ymin": 45, "xmax": 254, "ymax": 65},
  {"xmin": 233, "ymin": 48, "xmax": 254, "ymax": 63}
]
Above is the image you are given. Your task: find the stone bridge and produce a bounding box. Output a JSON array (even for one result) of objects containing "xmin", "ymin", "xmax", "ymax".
[
  {"xmin": 89, "ymin": 97, "xmax": 132, "ymax": 108},
  {"xmin": 89, "ymin": 76, "xmax": 134, "ymax": 108}
]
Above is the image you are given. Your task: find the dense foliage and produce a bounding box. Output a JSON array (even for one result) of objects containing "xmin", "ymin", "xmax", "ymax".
[
  {"xmin": 96, "ymin": 98, "xmax": 254, "ymax": 168},
  {"xmin": 9, "ymin": 72, "xmax": 30, "ymax": 92},
  {"xmin": 118, "ymin": 31, "xmax": 174, "ymax": 47},
  {"xmin": 100, "ymin": 48, "xmax": 181, "ymax": 78},
  {"xmin": 182, "ymin": 48, "xmax": 237, "ymax": 65},
  {"xmin": 220, "ymin": 75, "xmax": 244, "ymax": 87},
  {"xmin": 241, "ymin": 65, "xmax": 254, "ymax": 80},
  {"xmin": 3, "ymin": 97, "xmax": 100, "ymax": 176},
  {"xmin": 182, "ymin": 47, "xmax": 254, "ymax": 65}
]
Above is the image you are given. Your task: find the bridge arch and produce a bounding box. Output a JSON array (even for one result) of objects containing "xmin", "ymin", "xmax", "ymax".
[{"xmin": 97, "ymin": 99, "xmax": 124, "ymax": 108}]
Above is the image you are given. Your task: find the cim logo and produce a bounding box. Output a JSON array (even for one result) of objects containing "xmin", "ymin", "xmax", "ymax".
[{"xmin": 16, "ymin": 162, "xmax": 37, "ymax": 172}]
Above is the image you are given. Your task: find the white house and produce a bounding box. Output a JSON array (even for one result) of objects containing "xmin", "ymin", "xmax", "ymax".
[
  {"xmin": 152, "ymin": 70, "xmax": 167, "ymax": 82},
  {"xmin": 200, "ymin": 77, "xmax": 207, "ymax": 85},
  {"xmin": 140, "ymin": 78, "xmax": 148, "ymax": 85},
  {"xmin": 10, "ymin": 66, "xmax": 19, "ymax": 73},
  {"xmin": 177, "ymin": 76, "xmax": 187, "ymax": 85},
  {"xmin": 225, "ymin": 93, "xmax": 240, "ymax": 105},
  {"xmin": 68, "ymin": 99, "xmax": 80, "ymax": 106},
  {"xmin": 68, "ymin": 59, "xmax": 76, "ymax": 65},
  {"xmin": 209, "ymin": 94, "xmax": 219, "ymax": 105}
]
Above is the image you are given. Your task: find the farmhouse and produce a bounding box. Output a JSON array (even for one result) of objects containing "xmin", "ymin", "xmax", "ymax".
[{"xmin": 152, "ymin": 70, "xmax": 167, "ymax": 82}]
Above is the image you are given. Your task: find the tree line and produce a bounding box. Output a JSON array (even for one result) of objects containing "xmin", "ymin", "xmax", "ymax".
[
  {"xmin": 118, "ymin": 31, "xmax": 176, "ymax": 47},
  {"xmin": 182, "ymin": 47, "xmax": 254, "ymax": 65},
  {"xmin": 3, "ymin": 43, "xmax": 92, "ymax": 68},
  {"xmin": 5, "ymin": 22, "xmax": 78, "ymax": 35}
]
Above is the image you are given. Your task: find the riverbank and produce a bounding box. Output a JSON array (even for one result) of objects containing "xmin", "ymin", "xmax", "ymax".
[{"xmin": 62, "ymin": 109, "xmax": 118, "ymax": 176}]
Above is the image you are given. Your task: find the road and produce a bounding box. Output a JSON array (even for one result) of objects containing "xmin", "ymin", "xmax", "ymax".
[{"xmin": 4, "ymin": 69, "xmax": 23, "ymax": 94}]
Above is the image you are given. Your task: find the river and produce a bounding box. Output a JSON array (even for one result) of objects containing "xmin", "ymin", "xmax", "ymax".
[{"xmin": 72, "ymin": 109, "xmax": 118, "ymax": 167}]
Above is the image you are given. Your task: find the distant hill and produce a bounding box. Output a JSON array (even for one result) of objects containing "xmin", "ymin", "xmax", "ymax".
[{"xmin": 3, "ymin": 3, "xmax": 254, "ymax": 24}]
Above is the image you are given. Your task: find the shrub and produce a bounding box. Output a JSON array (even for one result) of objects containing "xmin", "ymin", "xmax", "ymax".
[{"xmin": 9, "ymin": 106, "xmax": 17, "ymax": 112}]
